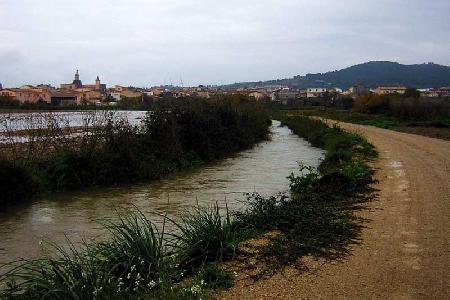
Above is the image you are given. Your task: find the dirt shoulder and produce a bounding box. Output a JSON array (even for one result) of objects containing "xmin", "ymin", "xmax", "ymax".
[{"xmin": 219, "ymin": 122, "xmax": 450, "ymax": 299}]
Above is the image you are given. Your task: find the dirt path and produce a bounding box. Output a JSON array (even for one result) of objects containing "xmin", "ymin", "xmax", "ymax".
[{"xmin": 220, "ymin": 122, "xmax": 450, "ymax": 299}]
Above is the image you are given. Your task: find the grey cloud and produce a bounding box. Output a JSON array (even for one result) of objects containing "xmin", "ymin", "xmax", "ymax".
[{"xmin": 0, "ymin": 0, "xmax": 449, "ymax": 87}]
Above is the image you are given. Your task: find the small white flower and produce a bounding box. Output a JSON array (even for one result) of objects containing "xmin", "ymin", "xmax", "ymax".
[
  {"xmin": 127, "ymin": 273, "xmax": 131, "ymax": 279},
  {"xmin": 147, "ymin": 280, "xmax": 156, "ymax": 289},
  {"xmin": 190, "ymin": 284, "xmax": 201, "ymax": 294}
]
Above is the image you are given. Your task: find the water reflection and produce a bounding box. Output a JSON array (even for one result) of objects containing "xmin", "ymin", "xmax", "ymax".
[{"xmin": 0, "ymin": 120, "xmax": 324, "ymax": 265}]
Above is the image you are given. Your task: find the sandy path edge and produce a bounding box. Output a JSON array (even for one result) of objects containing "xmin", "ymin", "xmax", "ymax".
[{"xmin": 219, "ymin": 122, "xmax": 450, "ymax": 299}]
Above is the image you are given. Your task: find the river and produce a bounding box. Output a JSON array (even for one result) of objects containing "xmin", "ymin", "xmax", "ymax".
[{"xmin": 0, "ymin": 120, "xmax": 324, "ymax": 266}]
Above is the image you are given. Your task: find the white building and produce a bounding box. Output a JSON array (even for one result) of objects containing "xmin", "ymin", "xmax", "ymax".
[{"xmin": 307, "ymin": 88, "xmax": 328, "ymax": 98}]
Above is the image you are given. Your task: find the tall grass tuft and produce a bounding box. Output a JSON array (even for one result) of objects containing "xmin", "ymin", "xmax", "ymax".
[
  {"xmin": 94, "ymin": 209, "xmax": 167, "ymax": 292},
  {"xmin": 171, "ymin": 202, "xmax": 238, "ymax": 269},
  {"xmin": 1, "ymin": 239, "xmax": 114, "ymax": 299},
  {"xmin": 0, "ymin": 209, "xmax": 167, "ymax": 299}
]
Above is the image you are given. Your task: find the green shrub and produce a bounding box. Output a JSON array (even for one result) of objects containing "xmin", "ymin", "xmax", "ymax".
[
  {"xmin": 235, "ymin": 192, "xmax": 289, "ymax": 232},
  {"xmin": 287, "ymin": 163, "xmax": 320, "ymax": 194},
  {"xmin": 342, "ymin": 160, "xmax": 371, "ymax": 181}
]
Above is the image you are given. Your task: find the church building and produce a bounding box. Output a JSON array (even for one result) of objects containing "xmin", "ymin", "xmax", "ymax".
[{"xmin": 60, "ymin": 70, "xmax": 106, "ymax": 92}]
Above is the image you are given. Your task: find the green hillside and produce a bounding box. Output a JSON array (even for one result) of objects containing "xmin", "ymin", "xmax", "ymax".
[{"xmin": 224, "ymin": 61, "xmax": 450, "ymax": 89}]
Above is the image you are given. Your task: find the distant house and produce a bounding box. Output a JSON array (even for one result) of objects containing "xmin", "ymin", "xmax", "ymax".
[
  {"xmin": 438, "ymin": 87, "xmax": 450, "ymax": 97},
  {"xmin": 307, "ymin": 88, "xmax": 328, "ymax": 98},
  {"xmin": 374, "ymin": 86, "xmax": 407, "ymax": 95},
  {"xmin": 120, "ymin": 89, "xmax": 143, "ymax": 99},
  {"xmin": 278, "ymin": 90, "xmax": 302, "ymax": 105},
  {"xmin": 195, "ymin": 91, "xmax": 210, "ymax": 98},
  {"xmin": 50, "ymin": 90, "xmax": 79, "ymax": 106},
  {"xmin": 419, "ymin": 89, "xmax": 439, "ymax": 98},
  {"xmin": 348, "ymin": 84, "xmax": 368, "ymax": 96},
  {"xmin": 248, "ymin": 90, "xmax": 267, "ymax": 101},
  {"xmin": 109, "ymin": 92, "xmax": 122, "ymax": 101},
  {"xmin": 108, "ymin": 87, "xmax": 142, "ymax": 100},
  {"xmin": 0, "ymin": 88, "xmax": 51, "ymax": 104}
]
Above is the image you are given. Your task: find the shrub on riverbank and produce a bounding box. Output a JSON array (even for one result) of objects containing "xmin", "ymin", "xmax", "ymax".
[{"xmin": 0, "ymin": 96, "xmax": 271, "ymax": 205}]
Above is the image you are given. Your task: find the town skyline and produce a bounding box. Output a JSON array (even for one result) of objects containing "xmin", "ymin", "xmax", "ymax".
[
  {"xmin": 1, "ymin": 0, "xmax": 449, "ymax": 87},
  {"xmin": 1, "ymin": 60, "xmax": 449, "ymax": 90}
]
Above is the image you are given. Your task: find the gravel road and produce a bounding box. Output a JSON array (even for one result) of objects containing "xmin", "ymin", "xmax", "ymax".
[{"xmin": 220, "ymin": 122, "xmax": 450, "ymax": 299}]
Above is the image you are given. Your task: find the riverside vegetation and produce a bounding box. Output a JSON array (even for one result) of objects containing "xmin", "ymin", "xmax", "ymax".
[
  {"xmin": 0, "ymin": 115, "xmax": 378, "ymax": 299},
  {"xmin": 0, "ymin": 96, "xmax": 271, "ymax": 207},
  {"xmin": 277, "ymin": 93, "xmax": 450, "ymax": 140}
]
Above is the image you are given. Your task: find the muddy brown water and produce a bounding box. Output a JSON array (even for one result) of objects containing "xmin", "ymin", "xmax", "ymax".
[{"xmin": 0, "ymin": 120, "xmax": 324, "ymax": 267}]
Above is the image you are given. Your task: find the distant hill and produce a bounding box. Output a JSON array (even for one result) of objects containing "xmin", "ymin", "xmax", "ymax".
[{"xmin": 224, "ymin": 61, "xmax": 450, "ymax": 90}]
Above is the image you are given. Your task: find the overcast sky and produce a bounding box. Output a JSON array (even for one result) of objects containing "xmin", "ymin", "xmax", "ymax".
[{"xmin": 1, "ymin": 0, "xmax": 449, "ymax": 87}]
